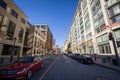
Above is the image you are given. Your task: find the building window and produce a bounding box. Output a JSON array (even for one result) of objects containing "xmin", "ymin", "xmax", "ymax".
[
  {"xmin": 96, "ymin": 27, "xmax": 101, "ymax": 33},
  {"xmin": 92, "ymin": 0, "xmax": 101, "ymax": 15},
  {"xmin": 105, "ymin": 45, "xmax": 111, "ymax": 53},
  {"xmin": 0, "ymin": 0, "xmax": 7, "ymax": 9},
  {"xmin": 0, "ymin": 14, "xmax": 3, "ymax": 28},
  {"xmin": 20, "ymin": 17, "xmax": 25, "ymax": 24},
  {"xmin": 114, "ymin": 29, "xmax": 120, "ymax": 39},
  {"xmin": 41, "ymin": 25, "xmax": 47, "ymax": 30},
  {"xmin": 11, "ymin": 9, "xmax": 18, "ymax": 18},
  {"xmin": 98, "ymin": 45, "xmax": 104, "ymax": 54},
  {"xmin": 99, "ymin": 15, "xmax": 104, "ymax": 25},
  {"xmin": 18, "ymin": 28, "xmax": 24, "ymax": 43},
  {"xmin": 98, "ymin": 44, "xmax": 111, "ymax": 54},
  {"xmin": 101, "ymin": 46, "xmax": 105, "ymax": 53},
  {"xmin": 34, "ymin": 38, "xmax": 37, "ymax": 47},
  {"xmin": 109, "ymin": 5, "xmax": 120, "ymax": 17},
  {"xmin": 111, "ymin": 15, "xmax": 120, "ymax": 23},
  {"xmin": 7, "ymin": 21, "xmax": 16, "ymax": 40},
  {"xmin": 97, "ymin": 34, "xmax": 108, "ymax": 43},
  {"xmin": 2, "ymin": 45, "xmax": 20, "ymax": 55},
  {"xmin": 34, "ymin": 49, "xmax": 35, "ymax": 54},
  {"xmin": 2, "ymin": 45, "xmax": 12, "ymax": 55},
  {"xmin": 102, "ymin": 34, "xmax": 108, "ymax": 41}
]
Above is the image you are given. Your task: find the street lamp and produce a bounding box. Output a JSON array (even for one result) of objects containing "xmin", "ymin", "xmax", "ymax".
[{"xmin": 10, "ymin": 37, "xmax": 17, "ymax": 62}]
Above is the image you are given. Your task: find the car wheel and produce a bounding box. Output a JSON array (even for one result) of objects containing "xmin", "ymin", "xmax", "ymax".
[{"xmin": 27, "ymin": 70, "xmax": 32, "ymax": 79}]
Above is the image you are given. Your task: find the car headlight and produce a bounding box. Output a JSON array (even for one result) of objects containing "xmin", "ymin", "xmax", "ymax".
[{"xmin": 16, "ymin": 68, "xmax": 27, "ymax": 74}]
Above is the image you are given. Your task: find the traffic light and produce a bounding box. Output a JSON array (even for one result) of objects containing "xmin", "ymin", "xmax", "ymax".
[{"xmin": 108, "ymin": 32, "xmax": 113, "ymax": 40}]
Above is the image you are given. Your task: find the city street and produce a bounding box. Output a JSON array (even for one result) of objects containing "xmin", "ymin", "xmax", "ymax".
[
  {"xmin": 30, "ymin": 54, "xmax": 120, "ymax": 80},
  {"xmin": 1, "ymin": 0, "xmax": 120, "ymax": 80}
]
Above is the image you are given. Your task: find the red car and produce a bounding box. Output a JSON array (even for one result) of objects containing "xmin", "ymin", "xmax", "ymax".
[{"xmin": 0, "ymin": 56, "xmax": 43, "ymax": 80}]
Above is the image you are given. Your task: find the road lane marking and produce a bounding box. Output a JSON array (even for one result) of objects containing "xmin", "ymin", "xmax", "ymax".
[{"xmin": 39, "ymin": 58, "xmax": 57, "ymax": 80}]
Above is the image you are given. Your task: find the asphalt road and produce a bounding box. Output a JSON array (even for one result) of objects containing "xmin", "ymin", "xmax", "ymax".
[{"xmin": 30, "ymin": 54, "xmax": 120, "ymax": 80}]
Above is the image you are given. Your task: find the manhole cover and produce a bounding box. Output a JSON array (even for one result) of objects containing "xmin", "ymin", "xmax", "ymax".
[{"xmin": 95, "ymin": 76, "xmax": 112, "ymax": 80}]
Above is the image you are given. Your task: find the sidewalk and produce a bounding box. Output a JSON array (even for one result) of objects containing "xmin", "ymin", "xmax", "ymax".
[{"xmin": 94, "ymin": 59, "xmax": 120, "ymax": 71}]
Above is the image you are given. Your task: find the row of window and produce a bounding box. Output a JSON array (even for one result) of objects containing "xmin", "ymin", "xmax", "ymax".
[
  {"xmin": 82, "ymin": 0, "xmax": 87, "ymax": 11},
  {"xmin": 18, "ymin": 28, "xmax": 24, "ymax": 43},
  {"xmin": 93, "ymin": 9, "xmax": 103, "ymax": 23},
  {"xmin": 0, "ymin": 0, "xmax": 25, "ymax": 24},
  {"xmin": 35, "ymin": 30, "xmax": 45, "ymax": 40},
  {"xmin": 96, "ymin": 33, "xmax": 108, "ymax": 43},
  {"xmin": 109, "ymin": 4, "xmax": 120, "ymax": 18},
  {"xmin": 95, "ymin": 25, "xmax": 105, "ymax": 34},
  {"xmin": 2, "ymin": 45, "xmax": 20, "ymax": 55},
  {"xmin": 107, "ymin": 0, "xmax": 119, "ymax": 7},
  {"xmin": 7, "ymin": 21, "xmax": 16, "ymax": 40},
  {"xmin": 11, "ymin": 9, "xmax": 25, "ymax": 24},
  {"xmin": 91, "ymin": 0, "xmax": 101, "ymax": 15},
  {"xmin": 95, "ymin": 29, "xmax": 120, "ymax": 48},
  {"xmin": 7, "ymin": 21, "xmax": 24, "ymax": 42},
  {"xmin": 34, "ymin": 37, "xmax": 44, "ymax": 47},
  {"xmin": 40, "ymin": 25, "xmax": 47, "ymax": 30},
  {"xmin": 91, "ymin": 0, "xmax": 105, "ymax": 34},
  {"xmin": 33, "ymin": 49, "xmax": 44, "ymax": 55}
]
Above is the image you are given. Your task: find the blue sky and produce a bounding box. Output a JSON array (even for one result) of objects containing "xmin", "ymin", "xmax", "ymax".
[{"xmin": 14, "ymin": 0, "xmax": 79, "ymax": 47}]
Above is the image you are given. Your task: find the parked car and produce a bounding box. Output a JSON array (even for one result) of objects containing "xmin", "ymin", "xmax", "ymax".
[
  {"xmin": 67, "ymin": 53, "xmax": 73, "ymax": 57},
  {"xmin": 0, "ymin": 56, "xmax": 43, "ymax": 80},
  {"xmin": 77, "ymin": 55, "xmax": 93, "ymax": 64},
  {"xmin": 73, "ymin": 53, "xmax": 81, "ymax": 60}
]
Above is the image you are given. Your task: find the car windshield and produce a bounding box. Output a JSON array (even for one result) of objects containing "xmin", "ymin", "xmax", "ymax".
[
  {"xmin": 83, "ymin": 54, "xmax": 90, "ymax": 57},
  {"xmin": 18, "ymin": 57, "xmax": 34, "ymax": 63},
  {"xmin": 75, "ymin": 54, "xmax": 80, "ymax": 56}
]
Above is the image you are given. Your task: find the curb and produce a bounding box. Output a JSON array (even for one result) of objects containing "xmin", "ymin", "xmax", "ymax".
[{"xmin": 94, "ymin": 62, "xmax": 120, "ymax": 71}]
